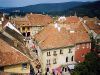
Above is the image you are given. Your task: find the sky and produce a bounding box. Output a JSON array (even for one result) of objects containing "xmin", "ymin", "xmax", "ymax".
[{"xmin": 0, "ymin": 0, "xmax": 97, "ymax": 7}]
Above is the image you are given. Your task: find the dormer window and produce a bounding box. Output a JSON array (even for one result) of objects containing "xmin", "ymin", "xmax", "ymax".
[{"xmin": 22, "ymin": 63, "xmax": 27, "ymax": 69}]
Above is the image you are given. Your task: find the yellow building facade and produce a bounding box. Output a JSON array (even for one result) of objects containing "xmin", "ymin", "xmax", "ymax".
[{"xmin": 4, "ymin": 63, "xmax": 30, "ymax": 74}]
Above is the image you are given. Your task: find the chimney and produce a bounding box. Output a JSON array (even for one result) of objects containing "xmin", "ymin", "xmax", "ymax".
[
  {"xmin": 0, "ymin": 21, "xmax": 2, "ymax": 25},
  {"xmin": 58, "ymin": 27, "xmax": 61, "ymax": 32},
  {"xmin": 0, "ymin": 21, "xmax": 2, "ymax": 31},
  {"xmin": 54, "ymin": 23, "xmax": 58, "ymax": 28},
  {"xmin": 1, "ymin": 17, "xmax": 4, "ymax": 21}
]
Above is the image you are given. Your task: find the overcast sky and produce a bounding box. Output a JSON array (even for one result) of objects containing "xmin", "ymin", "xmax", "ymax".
[{"xmin": 0, "ymin": 0, "xmax": 97, "ymax": 7}]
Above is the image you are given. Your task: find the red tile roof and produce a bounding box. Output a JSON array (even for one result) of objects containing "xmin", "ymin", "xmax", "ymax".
[
  {"xmin": 13, "ymin": 14, "xmax": 53, "ymax": 27},
  {"xmin": 93, "ymin": 29, "xmax": 100, "ymax": 34},
  {"xmin": 86, "ymin": 20, "xmax": 100, "ymax": 30},
  {"xmin": 14, "ymin": 17, "xmax": 31, "ymax": 26},
  {"xmin": 65, "ymin": 16, "xmax": 80, "ymax": 23},
  {"xmin": 27, "ymin": 14, "xmax": 53, "ymax": 26},
  {"xmin": 0, "ymin": 38, "xmax": 29, "ymax": 66},
  {"xmin": 34, "ymin": 23, "xmax": 90, "ymax": 50}
]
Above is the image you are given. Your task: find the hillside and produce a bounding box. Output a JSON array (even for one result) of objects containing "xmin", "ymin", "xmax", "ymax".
[{"xmin": 0, "ymin": 1, "xmax": 100, "ymax": 18}]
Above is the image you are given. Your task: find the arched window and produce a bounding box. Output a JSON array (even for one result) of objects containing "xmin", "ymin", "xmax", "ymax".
[{"xmin": 27, "ymin": 32, "xmax": 30, "ymax": 37}]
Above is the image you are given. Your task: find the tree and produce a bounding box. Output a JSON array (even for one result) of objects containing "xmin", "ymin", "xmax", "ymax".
[{"xmin": 72, "ymin": 52, "xmax": 100, "ymax": 75}]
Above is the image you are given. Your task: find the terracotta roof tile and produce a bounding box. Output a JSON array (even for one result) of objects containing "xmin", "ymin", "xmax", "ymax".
[
  {"xmin": 34, "ymin": 23, "xmax": 90, "ymax": 50},
  {"xmin": 13, "ymin": 14, "xmax": 53, "ymax": 27},
  {"xmin": 26, "ymin": 14, "xmax": 53, "ymax": 26},
  {"xmin": 13, "ymin": 17, "xmax": 31, "ymax": 26},
  {"xmin": 93, "ymin": 29, "xmax": 100, "ymax": 34},
  {"xmin": 65, "ymin": 16, "xmax": 80, "ymax": 23},
  {"xmin": 0, "ymin": 38, "xmax": 29, "ymax": 66},
  {"xmin": 86, "ymin": 20, "xmax": 100, "ymax": 30}
]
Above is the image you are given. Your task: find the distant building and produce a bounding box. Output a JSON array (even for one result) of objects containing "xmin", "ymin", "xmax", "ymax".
[
  {"xmin": 34, "ymin": 16, "xmax": 91, "ymax": 74},
  {"xmin": 11, "ymin": 13, "xmax": 53, "ymax": 37},
  {"xmin": 82, "ymin": 17, "xmax": 100, "ymax": 55}
]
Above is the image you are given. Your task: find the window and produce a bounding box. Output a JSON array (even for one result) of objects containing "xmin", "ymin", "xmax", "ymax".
[
  {"xmin": 0, "ymin": 67, "xmax": 4, "ymax": 71},
  {"xmin": 46, "ymin": 67, "xmax": 49, "ymax": 72},
  {"xmin": 47, "ymin": 59, "xmax": 50, "ymax": 65},
  {"xmin": 82, "ymin": 44, "xmax": 85, "ymax": 49},
  {"xmin": 27, "ymin": 32, "xmax": 30, "ymax": 37},
  {"xmin": 87, "ymin": 43, "xmax": 89, "ymax": 48},
  {"xmin": 22, "ymin": 63, "xmax": 27, "ymax": 69},
  {"xmin": 71, "ymin": 56, "xmax": 73, "ymax": 61},
  {"xmin": 53, "ymin": 58, "xmax": 57, "ymax": 64},
  {"xmin": 53, "ymin": 51, "xmax": 57, "ymax": 56},
  {"xmin": 18, "ymin": 28, "xmax": 20, "ymax": 31},
  {"xmin": 60, "ymin": 49, "xmax": 63, "ymax": 54},
  {"xmin": 65, "ymin": 68, "xmax": 67, "ymax": 72},
  {"xmin": 68, "ymin": 49, "xmax": 72, "ymax": 53},
  {"xmin": 22, "ymin": 27, "xmax": 25, "ymax": 31},
  {"xmin": 66, "ymin": 57, "xmax": 68, "ymax": 62},
  {"xmin": 47, "ymin": 51, "xmax": 51, "ymax": 56}
]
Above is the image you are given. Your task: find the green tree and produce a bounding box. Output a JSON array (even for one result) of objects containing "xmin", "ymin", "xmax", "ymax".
[{"xmin": 72, "ymin": 52, "xmax": 100, "ymax": 75}]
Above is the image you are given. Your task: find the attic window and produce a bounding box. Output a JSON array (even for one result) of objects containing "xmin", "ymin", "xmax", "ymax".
[{"xmin": 22, "ymin": 63, "xmax": 27, "ymax": 69}]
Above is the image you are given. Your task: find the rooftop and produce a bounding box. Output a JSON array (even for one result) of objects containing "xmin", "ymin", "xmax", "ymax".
[
  {"xmin": 13, "ymin": 14, "xmax": 53, "ymax": 27},
  {"xmin": 0, "ymin": 38, "xmax": 29, "ymax": 66},
  {"xmin": 34, "ymin": 23, "xmax": 90, "ymax": 50},
  {"xmin": 64, "ymin": 16, "xmax": 80, "ymax": 23}
]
